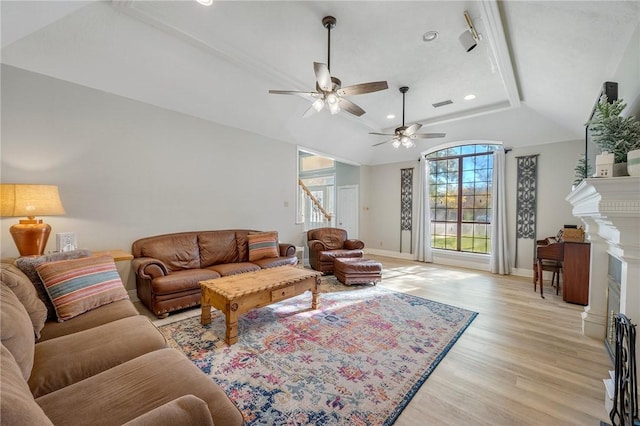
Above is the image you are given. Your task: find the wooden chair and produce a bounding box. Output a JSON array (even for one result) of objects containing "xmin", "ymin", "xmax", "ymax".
[{"xmin": 534, "ymin": 238, "xmax": 563, "ymax": 298}]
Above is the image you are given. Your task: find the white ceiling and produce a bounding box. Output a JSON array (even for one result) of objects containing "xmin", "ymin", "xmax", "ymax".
[{"xmin": 1, "ymin": 0, "xmax": 638, "ymax": 165}]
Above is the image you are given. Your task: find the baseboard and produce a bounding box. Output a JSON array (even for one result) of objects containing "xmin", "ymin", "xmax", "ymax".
[{"xmin": 364, "ymin": 248, "xmax": 416, "ymax": 260}]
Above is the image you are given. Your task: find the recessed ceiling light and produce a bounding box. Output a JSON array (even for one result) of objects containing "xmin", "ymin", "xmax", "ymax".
[
  {"xmin": 464, "ymin": 94, "xmax": 476, "ymax": 100},
  {"xmin": 196, "ymin": 0, "xmax": 213, "ymax": 5},
  {"xmin": 423, "ymin": 31, "xmax": 439, "ymax": 42},
  {"xmin": 386, "ymin": 114, "xmax": 396, "ymax": 119}
]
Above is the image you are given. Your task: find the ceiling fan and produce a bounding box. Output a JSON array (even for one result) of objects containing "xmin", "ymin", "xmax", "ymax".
[
  {"xmin": 371, "ymin": 86, "xmax": 446, "ymax": 148},
  {"xmin": 269, "ymin": 16, "xmax": 388, "ymax": 117}
]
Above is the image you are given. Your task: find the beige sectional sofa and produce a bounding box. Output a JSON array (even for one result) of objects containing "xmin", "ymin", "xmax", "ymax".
[{"xmin": 0, "ymin": 256, "xmax": 244, "ymax": 426}]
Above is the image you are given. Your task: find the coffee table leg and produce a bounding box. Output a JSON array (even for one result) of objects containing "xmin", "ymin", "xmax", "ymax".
[
  {"xmin": 311, "ymin": 276, "xmax": 320, "ymax": 310},
  {"xmin": 201, "ymin": 296, "xmax": 211, "ymax": 325},
  {"xmin": 225, "ymin": 302, "xmax": 239, "ymax": 345}
]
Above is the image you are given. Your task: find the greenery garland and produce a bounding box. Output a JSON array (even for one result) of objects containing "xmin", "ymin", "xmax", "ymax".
[{"xmin": 586, "ymin": 96, "xmax": 640, "ymax": 163}]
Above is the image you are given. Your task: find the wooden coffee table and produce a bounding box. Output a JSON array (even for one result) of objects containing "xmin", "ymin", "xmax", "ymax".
[{"xmin": 200, "ymin": 266, "xmax": 322, "ymax": 345}]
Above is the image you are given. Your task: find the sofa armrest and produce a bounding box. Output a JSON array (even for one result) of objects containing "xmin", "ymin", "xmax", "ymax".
[
  {"xmin": 278, "ymin": 243, "xmax": 296, "ymax": 257},
  {"xmin": 132, "ymin": 257, "xmax": 169, "ymax": 280},
  {"xmin": 122, "ymin": 395, "xmax": 214, "ymax": 426},
  {"xmin": 344, "ymin": 239, "xmax": 365, "ymax": 250},
  {"xmin": 307, "ymin": 239, "xmax": 328, "ymax": 252}
]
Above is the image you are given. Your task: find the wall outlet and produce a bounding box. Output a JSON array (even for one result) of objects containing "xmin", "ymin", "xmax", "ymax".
[{"xmin": 56, "ymin": 232, "xmax": 77, "ymax": 252}]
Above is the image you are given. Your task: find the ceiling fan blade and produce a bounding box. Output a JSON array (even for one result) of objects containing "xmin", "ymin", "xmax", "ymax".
[
  {"xmin": 339, "ymin": 98, "xmax": 366, "ymax": 117},
  {"xmin": 410, "ymin": 133, "xmax": 447, "ymax": 139},
  {"xmin": 369, "ymin": 132, "xmax": 395, "ymax": 136},
  {"xmin": 337, "ymin": 81, "xmax": 388, "ymax": 96},
  {"xmin": 313, "ymin": 62, "xmax": 332, "ymax": 92},
  {"xmin": 302, "ymin": 104, "xmax": 320, "ymax": 118},
  {"xmin": 372, "ymin": 138, "xmax": 396, "ymax": 147},
  {"xmin": 404, "ymin": 123, "xmax": 422, "ymax": 136},
  {"xmin": 269, "ymin": 90, "xmax": 321, "ymax": 97}
]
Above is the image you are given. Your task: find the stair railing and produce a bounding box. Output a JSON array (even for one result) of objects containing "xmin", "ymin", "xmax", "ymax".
[{"xmin": 298, "ymin": 179, "xmax": 332, "ymax": 223}]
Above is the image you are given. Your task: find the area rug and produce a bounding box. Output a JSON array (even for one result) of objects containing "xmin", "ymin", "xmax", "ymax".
[{"xmin": 159, "ymin": 282, "xmax": 477, "ymax": 425}]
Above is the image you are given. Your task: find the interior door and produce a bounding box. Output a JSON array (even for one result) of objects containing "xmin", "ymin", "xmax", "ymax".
[{"xmin": 337, "ymin": 185, "xmax": 359, "ymax": 239}]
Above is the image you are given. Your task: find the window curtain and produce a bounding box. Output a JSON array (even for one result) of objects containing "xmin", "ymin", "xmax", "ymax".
[
  {"xmin": 414, "ymin": 158, "xmax": 433, "ymax": 262},
  {"xmin": 490, "ymin": 148, "xmax": 510, "ymax": 274}
]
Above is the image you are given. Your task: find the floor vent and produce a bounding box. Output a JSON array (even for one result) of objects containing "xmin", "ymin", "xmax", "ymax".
[{"xmin": 432, "ymin": 99, "xmax": 453, "ymax": 108}]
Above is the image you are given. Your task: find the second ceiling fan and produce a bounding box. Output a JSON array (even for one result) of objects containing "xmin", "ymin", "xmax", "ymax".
[
  {"xmin": 371, "ymin": 86, "xmax": 446, "ymax": 148},
  {"xmin": 269, "ymin": 16, "xmax": 388, "ymax": 117}
]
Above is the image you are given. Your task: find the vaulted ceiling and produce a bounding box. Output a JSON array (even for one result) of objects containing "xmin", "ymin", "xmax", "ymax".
[{"xmin": 1, "ymin": 1, "xmax": 638, "ymax": 165}]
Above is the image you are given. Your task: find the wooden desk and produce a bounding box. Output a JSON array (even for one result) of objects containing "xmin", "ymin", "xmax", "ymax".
[{"xmin": 536, "ymin": 238, "xmax": 590, "ymax": 305}]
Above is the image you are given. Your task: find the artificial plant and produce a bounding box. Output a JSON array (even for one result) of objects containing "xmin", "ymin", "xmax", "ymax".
[{"xmin": 586, "ymin": 95, "xmax": 640, "ymax": 163}]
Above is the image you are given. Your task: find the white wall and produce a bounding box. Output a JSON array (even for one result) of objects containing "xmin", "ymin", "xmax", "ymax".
[
  {"xmin": 361, "ymin": 159, "xmax": 418, "ymax": 253},
  {"xmin": 507, "ymin": 139, "xmax": 584, "ymax": 272},
  {"xmin": 1, "ymin": 65, "xmax": 304, "ymax": 259}
]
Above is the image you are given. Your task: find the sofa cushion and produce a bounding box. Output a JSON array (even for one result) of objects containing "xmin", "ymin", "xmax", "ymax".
[
  {"xmin": 207, "ymin": 262, "xmax": 260, "ymax": 277},
  {"xmin": 319, "ymin": 249, "xmax": 364, "ymax": 262},
  {"xmin": 248, "ymin": 231, "xmax": 279, "ymax": 261},
  {"xmin": 29, "ymin": 315, "xmax": 168, "ymax": 398},
  {"xmin": 1, "ymin": 283, "xmax": 35, "ymax": 380},
  {"xmin": 235, "ymin": 230, "xmax": 251, "ymax": 262},
  {"xmin": 36, "ymin": 348, "xmax": 244, "ymax": 426},
  {"xmin": 36, "ymin": 255, "xmax": 129, "ymax": 322},
  {"xmin": 198, "ymin": 231, "xmax": 239, "ymax": 268},
  {"xmin": 1, "ymin": 344, "xmax": 54, "ymax": 426},
  {"xmin": 15, "ymin": 249, "xmax": 92, "ymax": 321},
  {"xmin": 1, "ymin": 262, "xmax": 47, "ymax": 339},
  {"xmin": 139, "ymin": 233, "xmax": 200, "ymax": 272},
  {"xmin": 38, "ymin": 299, "xmax": 139, "ymax": 342},
  {"xmin": 308, "ymin": 228, "xmax": 347, "ymax": 250},
  {"xmin": 252, "ymin": 256, "xmax": 298, "ymax": 269},
  {"xmin": 151, "ymin": 269, "xmax": 220, "ymax": 295},
  {"xmin": 122, "ymin": 395, "xmax": 214, "ymax": 426}
]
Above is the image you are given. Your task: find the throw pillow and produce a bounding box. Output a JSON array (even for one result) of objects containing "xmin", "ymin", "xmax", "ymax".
[
  {"xmin": 0, "ymin": 262, "xmax": 47, "ymax": 340},
  {"xmin": 35, "ymin": 255, "xmax": 129, "ymax": 322},
  {"xmin": 247, "ymin": 231, "xmax": 279, "ymax": 262},
  {"xmin": 15, "ymin": 249, "xmax": 92, "ymax": 321}
]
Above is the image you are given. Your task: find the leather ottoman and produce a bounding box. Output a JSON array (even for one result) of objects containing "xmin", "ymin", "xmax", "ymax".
[{"xmin": 333, "ymin": 257, "xmax": 382, "ymax": 285}]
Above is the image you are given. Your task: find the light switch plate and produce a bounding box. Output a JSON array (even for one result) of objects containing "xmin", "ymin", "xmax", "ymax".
[{"xmin": 56, "ymin": 232, "xmax": 77, "ymax": 252}]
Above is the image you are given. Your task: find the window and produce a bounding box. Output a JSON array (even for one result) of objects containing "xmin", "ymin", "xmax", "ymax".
[{"xmin": 426, "ymin": 144, "xmax": 499, "ymax": 254}]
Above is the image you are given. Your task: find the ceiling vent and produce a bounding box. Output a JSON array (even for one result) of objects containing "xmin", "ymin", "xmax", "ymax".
[{"xmin": 432, "ymin": 99, "xmax": 453, "ymax": 108}]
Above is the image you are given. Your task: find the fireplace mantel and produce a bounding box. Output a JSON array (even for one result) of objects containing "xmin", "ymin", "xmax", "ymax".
[{"xmin": 566, "ymin": 177, "xmax": 640, "ymax": 351}]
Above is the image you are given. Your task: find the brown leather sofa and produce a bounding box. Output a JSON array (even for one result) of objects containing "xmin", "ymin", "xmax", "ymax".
[
  {"xmin": 0, "ymin": 259, "xmax": 243, "ymax": 426},
  {"xmin": 307, "ymin": 227, "xmax": 365, "ymax": 273},
  {"xmin": 132, "ymin": 230, "xmax": 297, "ymax": 318}
]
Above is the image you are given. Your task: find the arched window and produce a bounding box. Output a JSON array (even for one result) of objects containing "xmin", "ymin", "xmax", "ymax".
[{"xmin": 426, "ymin": 144, "xmax": 500, "ymax": 254}]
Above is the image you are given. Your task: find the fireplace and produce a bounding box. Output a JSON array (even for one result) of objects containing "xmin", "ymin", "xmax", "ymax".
[
  {"xmin": 565, "ymin": 177, "xmax": 639, "ymax": 363},
  {"xmin": 606, "ymin": 255, "xmax": 622, "ymax": 360},
  {"xmin": 566, "ymin": 176, "xmax": 640, "ymax": 340}
]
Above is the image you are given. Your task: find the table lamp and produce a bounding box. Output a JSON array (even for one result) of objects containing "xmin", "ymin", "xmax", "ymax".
[{"xmin": 1, "ymin": 184, "xmax": 66, "ymax": 256}]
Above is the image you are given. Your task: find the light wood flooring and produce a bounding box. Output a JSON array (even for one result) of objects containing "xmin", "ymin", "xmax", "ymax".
[
  {"xmin": 370, "ymin": 255, "xmax": 611, "ymax": 426},
  {"xmin": 138, "ymin": 255, "xmax": 612, "ymax": 425}
]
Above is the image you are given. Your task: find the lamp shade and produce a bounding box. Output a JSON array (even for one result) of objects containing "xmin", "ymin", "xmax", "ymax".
[{"xmin": 1, "ymin": 184, "xmax": 65, "ymax": 217}]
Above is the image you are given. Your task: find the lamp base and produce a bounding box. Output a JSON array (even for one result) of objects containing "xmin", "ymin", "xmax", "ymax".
[{"xmin": 9, "ymin": 219, "xmax": 52, "ymax": 257}]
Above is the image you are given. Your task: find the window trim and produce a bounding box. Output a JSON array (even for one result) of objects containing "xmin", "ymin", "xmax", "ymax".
[{"xmin": 426, "ymin": 143, "xmax": 500, "ymax": 254}]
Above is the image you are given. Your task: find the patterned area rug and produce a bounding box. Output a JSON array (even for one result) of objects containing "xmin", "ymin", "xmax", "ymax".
[{"xmin": 159, "ymin": 278, "xmax": 477, "ymax": 425}]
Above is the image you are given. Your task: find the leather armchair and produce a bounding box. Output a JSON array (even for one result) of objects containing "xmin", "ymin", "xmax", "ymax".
[{"xmin": 307, "ymin": 227, "xmax": 364, "ymax": 273}]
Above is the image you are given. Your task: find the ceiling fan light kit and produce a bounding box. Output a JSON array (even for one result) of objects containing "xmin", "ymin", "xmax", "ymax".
[
  {"xmin": 370, "ymin": 86, "xmax": 446, "ymax": 149},
  {"xmin": 269, "ymin": 16, "xmax": 388, "ymax": 118}
]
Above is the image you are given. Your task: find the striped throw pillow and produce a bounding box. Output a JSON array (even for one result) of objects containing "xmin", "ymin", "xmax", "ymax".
[
  {"xmin": 248, "ymin": 231, "xmax": 279, "ymax": 262},
  {"xmin": 35, "ymin": 255, "xmax": 129, "ymax": 322}
]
